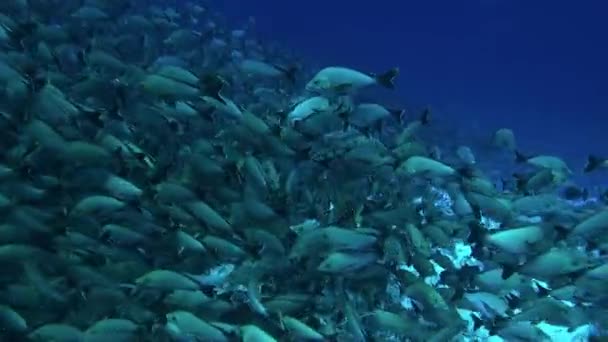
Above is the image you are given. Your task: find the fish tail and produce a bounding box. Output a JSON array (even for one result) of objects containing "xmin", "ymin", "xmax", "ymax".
[
  {"xmin": 582, "ymin": 187, "xmax": 589, "ymax": 200},
  {"xmin": 531, "ymin": 279, "xmax": 551, "ymax": 296},
  {"xmin": 512, "ymin": 173, "xmax": 529, "ymax": 194},
  {"xmin": 456, "ymin": 165, "xmax": 476, "ymax": 179},
  {"xmin": 467, "ymin": 220, "xmax": 486, "ymax": 243},
  {"xmin": 198, "ymin": 73, "xmax": 226, "ymax": 102},
  {"xmin": 553, "ymin": 224, "xmax": 570, "ymax": 241},
  {"xmin": 584, "ymin": 155, "xmax": 605, "ymax": 173},
  {"xmin": 514, "ymin": 150, "xmax": 529, "ymax": 163},
  {"xmin": 7, "ymin": 20, "xmax": 38, "ymax": 50},
  {"xmin": 276, "ymin": 64, "xmax": 298, "ymax": 85},
  {"xmin": 337, "ymin": 109, "xmax": 351, "ymax": 132},
  {"xmin": 374, "ymin": 67, "xmax": 399, "ymax": 89},
  {"xmin": 285, "ymin": 65, "xmax": 298, "ymax": 84},
  {"xmin": 388, "ymin": 108, "xmax": 406, "ymax": 125},
  {"xmin": 419, "ymin": 107, "xmax": 431, "ymax": 125},
  {"xmin": 499, "ymin": 262, "xmax": 517, "ymax": 280},
  {"xmin": 471, "ymin": 314, "xmax": 485, "ymax": 331},
  {"xmin": 77, "ymin": 43, "xmax": 93, "ymax": 67}
]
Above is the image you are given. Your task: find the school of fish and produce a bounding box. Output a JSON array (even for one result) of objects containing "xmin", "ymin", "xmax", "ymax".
[{"xmin": 0, "ymin": 0, "xmax": 607, "ymax": 341}]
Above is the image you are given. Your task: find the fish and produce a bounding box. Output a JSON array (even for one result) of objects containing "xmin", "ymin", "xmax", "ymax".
[
  {"xmin": 513, "ymin": 168, "xmax": 561, "ymax": 195},
  {"xmin": 348, "ymin": 102, "xmax": 404, "ymax": 129},
  {"xmin": 515, "ymin": 151, "xmax": 573, "ymax": 176},
  {"xmin": 501, "ymin": 246, "xmax": 594, "ymax": 281},
  {"xmin": 456, "ymin": 145, "xmax": 476, "ymax": 165},
  {"xmin": 165, "ymin": 310, "xmax": 228, "ymax": 341},
  {"xmin": 493, "ymin": 128, "xmax": 517, "ymax": 151},
  {"xmin": 237, "ymin": 58, "xmax": 298, "ymax": 83},
  {"xmin": 584, "ymin": 155, "xmax": 608, "ymax": 173},
  {"xmin": 317, "ymin": 251, "xmax": 379, "ymax": 274},
  {"xmin": 0, "ymin": 1, "xmax": 604, "ymax": 341},
  {"xmin": 397, "ymin": 155, "xmax": 457, "ymax": 177},
  {"xmin": 306, "ymin": 66, "xmax": 399, "ymax": 94}
]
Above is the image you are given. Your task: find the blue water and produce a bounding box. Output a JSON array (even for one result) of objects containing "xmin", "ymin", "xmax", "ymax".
[{"xmin": 211, "ymin": 0, "xmax": 608, "ymax": 186}]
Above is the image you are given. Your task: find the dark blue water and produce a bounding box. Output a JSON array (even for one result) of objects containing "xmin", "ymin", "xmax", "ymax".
[{"xmin": 211, "ymin": 0, "xmax": 608, "ymax": 186}]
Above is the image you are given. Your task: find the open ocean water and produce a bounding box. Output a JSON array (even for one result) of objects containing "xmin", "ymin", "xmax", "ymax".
[{"xmin": 212, "ymin": 0, "xmax": 608, "ymax": 188}]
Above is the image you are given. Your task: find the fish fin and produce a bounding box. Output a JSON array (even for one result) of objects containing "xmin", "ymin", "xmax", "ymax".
[
  {"xmin": 198, "ymin": 106, "xmax": 216, "ymax": 123},
  {"xmin": 471, "ymin": 231, "xmax": 486, "ymax": 259},
  {"xmin": 113, "ymin": 83, "xmax": 128, "ymax": 111},
  {"xmin": 566, "ymin": 268, "xmax": 590, "ymax": 282},
  {"xmin": 532, "ymin": 279, "xmax": 551, "ymax": 297},
  {"xmin": 160, "ymin": 114, "xmax": 182, "ymax": 133},
  {"xmin": 504, "ymin": 291, "xmax": 520, "ymax": 309},
  {"xmin": 333, "ymin": 83, "xmax": 354, "ymax": 93},
  {"xmin": 74, "ymin": 107, "xmax": 105, "ymax": 128},
  {"xmin": 601, "ymin": 189, "xmax": 608, "ymax": 204},
  {"xmin": 275, "ymin": 109, "xmax": 289, "ymax": 126},
  {"xmin": 0, "ymin": 110, "xmax": 21, "ymax": 132},
  {"xmin": 79, "ymin": 43, "xmax": 93, "ymax": 65},
  {"xmin": 337, "ymin": 110, "xmax": 350, "ymax": 132},
  {"xmin": 76, "ymin": 49, "xmax": 87, "ymax": 66},
  {"xmin": 488, "ymin": 316, "xmax": 508, "ymax": 336},
  {"xmin": 7, "ymin": 20, "xmax": 38, "ymax": 49},
  {"xmin": 50, "ymin": 49, "xmax": 64, "ymax": 72},
  {"xmin": 513, "ymin": 173, "xmax": 529, "ymax": 193},
  {"xmin": 500, "ymin": 263, "xmax": 517, "ymax": 280},
  {"xmin": 373, "ymin": 67, "xmax": 399, "ymax": 89},
  {"xmin": 124, "ymin": 198, "xmax": 145, "ymax": 215},
  {"xmin": 470, "ymin": 204, "xmax": 483, "ymax": 221},
  {"xmin": 140, "ymin": 184, "xmax": 158, "ymax": 204},
  {"xmin": 274, "ymin": 64, "xmax": 298, "ymax": 84},
  {"xmin": 451, "ymin": 286, "xmax": 466, "ymax": 301},
  {"xmin": 514, "ymin": 150, "xmax": 529, "ymax": 163},
  {"xmin": 419, "ymin": 107, "xmax": 431, "ymax": 125},
  {"xmin": 199, "ymin": 73, "xmax": 227, "ymax": 102},
  {"xmin": 268, "ymin": 123, "xmax": 283, "ymax": 138},
  {"xmin": 457, "ymin": 166, "xmax": 476, "ymax": 179},
  {"xmin": 360, "ymin": 121, "xmax": 381, "ymax": 138},
  {"xmin": 410, "ymin": 299, "xmax": 424, "ymax": 315},
  {"xmin": 553, "ymin": 224, "xmax": 570, "ymax": 241},
  {"xmin": 459, "ymin": 265, "xmax": 482, "ymax": 284},
  {"xmin": 24, "ymin": 68, "xmax": 47, "ymax": 94},
  {"xmin": 496, "ymin": 178, "xmax": 507, "ymax": 192},
  {"xmin": 389, "ymin": 108, "xmax": 406, "ymax": 125},
  {"xmin": 211, "ymin": 143, "xmax": 225, "ymax": 157},
  {"xmin": 584, "ymin": 155, "xmax": 606, "ymax": 173},
  {"xmin": 581, "ymin": 188, "xmax": 589, "ymax": 200},
  {"xmin": 471, "ymin": 313, "xmax": 485, "ymax": 331},
  {"xmin": 146, "ymin": 157, "xmax": 173, "ymax": 185},
  {"xmin": 292, "ymin": 120, "xmax": 319, "ymax": 140},
  {"xmin": 312, "ymin": 158, "xmax": 332, "ymax": 171}
]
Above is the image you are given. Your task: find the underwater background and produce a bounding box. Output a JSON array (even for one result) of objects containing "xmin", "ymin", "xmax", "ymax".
[
  {"xmin": 1, "ymin": 0, "xmax": 608, "ymax": 340},
  {"xmin": 211, "ymin": 0, "xmax": 608, "ymax": 187}
]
